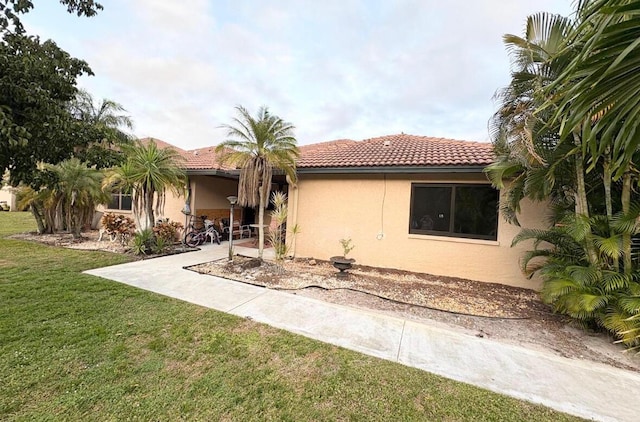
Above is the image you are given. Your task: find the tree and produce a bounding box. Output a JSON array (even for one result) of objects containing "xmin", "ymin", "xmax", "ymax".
[
  {"xmin": 46, "ymin": 158, "xmax": 109, "ymax": 238},
  {"xmin": 487, "ymin": 12, "xmax": 578, "ymax": 225},
  {"xmin": 0, "ymin": 34, "xmax": 94, "ymax": 186},
  {"xmin": 105, "ymin": 140, "xmax": 186, "ymax": 230},
  {"xmin": 16, "ymin": 159, "xmax": 108, "ymax": 236},
  {"xmin": 551, "ymin": 0, "xmax": 640, "ymax": 273},
  {"xmin": 0, "ymin": 1, "xmax": 103, "ymax": 187},
  {"xmin": 0, "ymin": 1, "xmax": 103, "ymax": 34},
  {"xmin": 490, "ymin": 3, "xmax": 640, "ymax": 349},
  {"xmin": 69, "ymin": 89, "xmax": 134, "ymax": 168},
  {"xmin": 216, "ymin": 106, "xmax": 299, "ymax": 260}
]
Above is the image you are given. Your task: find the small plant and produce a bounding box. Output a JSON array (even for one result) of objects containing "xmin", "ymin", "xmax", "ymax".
[
  {"xmin": 131, "ymin": 229, "xmax": 155, "ymax": 255},
  {"xmin": 339, "ymin": 238, "xmax": 355, "ymax": 258},
  {"xmin": 152, "ymin": 236, "xmax": 169, "ymax": 254},
  {"xmin": 268, "ymin": 191, "xmax": 289, "ymax": 266}
]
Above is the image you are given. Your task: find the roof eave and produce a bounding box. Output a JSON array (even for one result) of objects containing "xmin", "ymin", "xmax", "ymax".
[
  {"xmin": 296, "ymin": 165, "xmax": 489, "ymax": 174},
  {"xmin": 186, "ymin": 169, "xmax": 240, "ymax": 179}
]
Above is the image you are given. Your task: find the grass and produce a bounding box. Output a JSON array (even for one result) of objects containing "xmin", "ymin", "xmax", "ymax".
[{"xmin": 0, "ymin": 212, "xmax": 583, "ymax": 421}]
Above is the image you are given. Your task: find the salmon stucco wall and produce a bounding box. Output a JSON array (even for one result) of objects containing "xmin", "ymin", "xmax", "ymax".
[{"xmin": 289, "ymin": 173, "xmax": 549, "ymax": 289}]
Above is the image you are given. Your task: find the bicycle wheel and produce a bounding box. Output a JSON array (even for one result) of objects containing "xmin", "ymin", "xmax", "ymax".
[{"xmin": 184, "ymin": 231, "xmax": 201, "ymax": 247}]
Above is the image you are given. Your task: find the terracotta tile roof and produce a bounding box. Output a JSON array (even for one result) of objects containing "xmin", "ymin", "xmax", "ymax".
[
  {"xmin": 297, "ymin": 134, "xmax": 493, "ymax": 169},
  {"xmin": 183, "ymin": 146, "xmax": 236, "ymax": 171},
  {"xmin": 138, "ymin": 138, "xmax": 236, "ymax": 172},
  {"xmin": 139, "ymin": 137, "xmax": 187, "ymax": 154},
  {"xmin": 139, "ymin": 133, "xmax": 493, "ymax": 172}
]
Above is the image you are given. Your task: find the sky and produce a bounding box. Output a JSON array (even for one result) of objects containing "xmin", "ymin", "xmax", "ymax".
[{"xmin": 23, "ymin": 0, "xmax": 575, "ymax": 150}]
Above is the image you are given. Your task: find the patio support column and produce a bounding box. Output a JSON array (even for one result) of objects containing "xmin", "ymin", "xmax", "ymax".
[{"xmin": 227, "ymin": 195, "xmax": 238, "ymax": 260}]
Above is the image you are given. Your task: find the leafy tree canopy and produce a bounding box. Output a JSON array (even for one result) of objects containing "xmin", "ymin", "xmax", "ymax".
[
  {"xmin": 0, "ymin": 0, "xmax": 103, "ymax": 33},
  {"xmin": 0, "ymin": 0, "xmax": 109, "ymax": 187}
]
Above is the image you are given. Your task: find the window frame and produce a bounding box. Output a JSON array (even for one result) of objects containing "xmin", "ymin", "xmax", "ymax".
[
  {"xmin": 409, "ymin": 183, "xmax": 498, "ymax": 241},
  {"xmin": 107, "ymin": 190, "xmax": 133, "ymax": 211}
]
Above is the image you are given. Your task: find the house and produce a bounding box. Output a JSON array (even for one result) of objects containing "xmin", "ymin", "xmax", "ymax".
[
  {"xmin": 0, "ymin": 184, "xmax": 16, "ymax": 211},
  {"xmin": 115, "ymin": 135, "xmax": 546, "ymax": 289},
  {"xmin": 99, "ymin": 138, "xmax": 261, "ymax": 230},
  {"xmin": 287, "ymin": 134, "xmax": 547, "ymax": 289}
]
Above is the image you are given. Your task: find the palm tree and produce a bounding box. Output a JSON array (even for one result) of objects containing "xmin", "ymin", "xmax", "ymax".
[
  {"xmin": 487, "ymin": 12, "xmax": 582, "ymax": 223},
  {"xmin": 551, "ymin": 0, "xmax": 640, "ymax": 272},
  {"xmin": 17, "ymin": 159, "xmax": 109, "ymax": 237},
  {"xmin": 70, "ymin": 89, "xmax": 134, "ymax": 168},
  {"xmin": 16, "ymin": 185, "xmax": 51, "ymax": 234},
  {"xmin": 105, "ymin": 140, "xmax": 186, "ymax": 230},
  {"xmin": 46, "ymin": 158, "xmax": 109, "ymax": 238},
  {"xmin": 71, "ymin": 89, "xmax": 134, "ymax": 131},
  {"xmin": 216, "ymin": 105, "xmax": 299, "ymax": 259}
]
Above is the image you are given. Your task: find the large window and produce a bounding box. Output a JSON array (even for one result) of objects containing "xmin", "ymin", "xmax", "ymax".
[
  {"xmin": 409, "ymin": 184, "xmax": 498, "ymax": 240},
  {"xmin": 107, "ymin": 190, "xmax": 132, "ymax": 211}
]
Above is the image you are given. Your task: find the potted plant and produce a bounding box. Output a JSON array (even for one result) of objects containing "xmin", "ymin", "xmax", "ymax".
[{"xmin": 330, "ymin": 238, "xmax": 355, "ymax": 277}]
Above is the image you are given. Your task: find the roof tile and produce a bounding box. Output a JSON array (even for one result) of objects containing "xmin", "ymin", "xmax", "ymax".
[
  {"xmin": 141, "ymin": 133, "xmax": 494, "ymax": 172},
  {"xmin": 297, "ymin": 134, "xmax": 493, "ymax": 168}
]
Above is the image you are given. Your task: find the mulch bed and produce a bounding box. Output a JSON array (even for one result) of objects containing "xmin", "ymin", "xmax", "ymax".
[{"xmin": 187, "ymin": 256, "xmax": 551, "ymax": 319}]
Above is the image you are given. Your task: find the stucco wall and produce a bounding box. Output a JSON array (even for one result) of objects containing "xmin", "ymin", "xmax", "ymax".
[
  {"xmin": 190, "ymin": 175, "xmax": 244, "ymax": 222},
  {"xmin": 0, "ymin": 185, "xmax": 17, "ymax": 211},
  {"xmin": 191, "ymin": 175, "xmax": 239, "ymax": 210},
  {"xmin": 96, "ymin": 188, "xmax": 187, "ymax": 229},
  {"xmin": 290, "ymin": 173, "xmax": 549, "ymax": 289}
]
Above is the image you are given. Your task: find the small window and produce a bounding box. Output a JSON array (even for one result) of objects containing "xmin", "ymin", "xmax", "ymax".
[
  {"xmin": 409, "ymin": 184, "xmax": 498, "ymax": 240},
  {"xmin": 107, "ymin": 190, "xmax": 132, "ymax": 211}
]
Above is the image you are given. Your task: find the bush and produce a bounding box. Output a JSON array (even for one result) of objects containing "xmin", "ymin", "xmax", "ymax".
[
  {"xmin": 152, "ymin": 236, "xmax": 169, "ymax": 254},
  {"xmin": 131, "ymin": 229, "xmax": 155, "ymax": 255},
  {"xmin": 153, "ymin": 220, "xmax": 183, "ymax": 243},
  {"xmin": 101, "ymin": 213, "xmax": 136, "ymax": 245}
]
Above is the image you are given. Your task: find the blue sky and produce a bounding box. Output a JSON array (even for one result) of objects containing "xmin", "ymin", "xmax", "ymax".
[{"xmin": 23, "ymin": 0, "xmax": 574, "ymax": 149}]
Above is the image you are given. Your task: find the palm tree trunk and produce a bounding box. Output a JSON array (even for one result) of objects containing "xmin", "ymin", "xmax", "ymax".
[
  {"xmin": 603, "ymin": 152, "xmax": 613, "ymax": 219},
  {"xmin": 602, "ymin": 152, "xmax": 618, "ymax": 270},
  {"xmin": 573, "ymin": 132, "xmax": 597, "ymax": 265},
  {"xmin": 30, "ymin": 203, "xmax": 46, "ymax": 234},
  {"xmin": 145, "ymin": 187, "xmax": 155, "ymax": 230},
  {"xmin": 622, "ymin": 171, "xmax": 632, "ymax": 274},
  {"xmin": 71, "ymin": 204, "xmax": 81, "ymax": 239},
  {"xmin": 258, "ymin": 187, "xmax": 265, "ymax": 259}
]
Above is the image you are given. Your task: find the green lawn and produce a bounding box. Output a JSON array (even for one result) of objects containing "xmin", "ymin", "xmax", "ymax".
[{"xmin": 0, "ymin": 212, "xmax": 582, "ymax": 421}]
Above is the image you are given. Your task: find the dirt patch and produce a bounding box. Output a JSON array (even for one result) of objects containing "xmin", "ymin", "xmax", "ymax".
[
  {"xmin": 188, "ymin": 256, "xmax": 640, "ymax": 373},
  {"xmin": 10, "ymin": 230, "xmax": 130, "ymax": 253},
  {"xmin": 9, "ymin": 230, "xmax": 195, "ymax": 258}
]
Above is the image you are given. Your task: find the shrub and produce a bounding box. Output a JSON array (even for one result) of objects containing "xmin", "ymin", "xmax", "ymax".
[
  {"xmin": 101, "ymin": 213, "xmax": 136, "ymax": 245},
  {"xmin": 268, "ymin": 192, "xmax": 289, "ymax": 264},
  {"xmin": 515, "ymin": 213, "xmax": 640, "ymax": 350},
  {"xmin": 131, "ymin": 229, "xmax": 155, "ymax": 256},
  {"xmin": 152, "ymin": 236, "xmax": 169, "ymax": 254},
  {"xmin": 153, "ymin": 220, "xmax": 183, "ymax": 243}
]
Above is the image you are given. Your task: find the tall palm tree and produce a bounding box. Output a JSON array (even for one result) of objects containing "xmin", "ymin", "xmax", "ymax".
[
  {"xmin": 216, "ymin": 105, "xmax": 299, "ymax": 259},
  {"xmin": 105, "ymin": 140, "xmax": 186, "ymax": 230},
  {"xmin": 70, "ymin": 89, "xmax": 134, "ymax": 168},
  {"xmin": 487, "ymin": 12, "xmax": 579, "ymax": 224},
  {"xmin": 551, "ymin": 0, "xmax": 640, "ymax": 272}
]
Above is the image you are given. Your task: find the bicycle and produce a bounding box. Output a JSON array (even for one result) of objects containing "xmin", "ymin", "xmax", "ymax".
[{"xmin": 184, "ymin": 217, "xmax": 221, "ymax": 247}]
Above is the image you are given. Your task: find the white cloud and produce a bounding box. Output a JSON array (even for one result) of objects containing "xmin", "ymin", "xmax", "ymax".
[{"xmin": 22, "ymin": 0, "xmax": 575, "ymax": 149}]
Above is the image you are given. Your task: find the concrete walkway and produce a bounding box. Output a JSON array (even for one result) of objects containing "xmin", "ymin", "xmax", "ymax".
[{"xmin": 84, "ymin": 243, "xmax": 640, "ymax": 422}]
